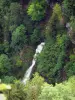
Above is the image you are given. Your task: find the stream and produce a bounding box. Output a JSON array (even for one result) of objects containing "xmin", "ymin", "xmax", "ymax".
[{"xmin": 22, "ymin": 42, "xmax": 45, "ymax": 84}]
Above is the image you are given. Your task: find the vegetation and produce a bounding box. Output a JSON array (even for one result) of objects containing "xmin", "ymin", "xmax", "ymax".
[
  {"xmin": 11, "ymin": 24, "xmax": 27, "ymax": 51},
  {"xmin": 27, "ymin": 0, "xmax": 47, "ymax": 21},
  {"xmin": 0, "ymin": 0, "xmax": 75, "ymax": 99},
  {"xmin": 0, "ymin": 54, "xmax": 11, "ymax": 74},
  {"xmin": 4, "ymin": 73, "xmax": 75, "ymax": 100}
]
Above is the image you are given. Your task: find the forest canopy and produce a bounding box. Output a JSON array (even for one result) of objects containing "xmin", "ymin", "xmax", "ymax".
[{"xmin": 0, "ymin": 0, "xmax": 75, "ymax": 100}]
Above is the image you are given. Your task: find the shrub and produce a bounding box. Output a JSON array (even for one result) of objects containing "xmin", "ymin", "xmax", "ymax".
[
  {"xmin": 2, "ymin": 76, "xmax": 17, "ymax": 84},
  {"xmin": 63, "ymin": 0, "xmax": 75, "ymax": 18},
  {"xmin": 4, "ymin": 81, "xmax": 26, "ymax": 100},
  {"xmin": 69, "ymin": 54, "xmax": 75, "ymax": 61},
  {"xmin": 30, "ymin": 27, "xmax": 41, "ymax": 45},
  {"xmin": 11, "ymin": 24, "xmax": 27, "ymax": 51},
  {"xmin": 38, "ymin": 77, "xmax": 75, "ymax": 100},
  {"xmin": 27, "ymin": 0, "xmax": 47, "ymax": 21},
  {"xmin": 65, "ymin": 61, "xmax": 75, "ymax": 78},
  {"xmin": 0, "ymin": 54, "xmax": 11, "ymax": 74},
  {"xmin": 45, "ymin": 4, "xmax": 62, "ymax": 39},
  {"xmin": 26, "ymin": 73, "xmax": 44, "ymax": 100}
]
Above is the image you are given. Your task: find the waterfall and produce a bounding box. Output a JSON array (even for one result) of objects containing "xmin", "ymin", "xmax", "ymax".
[{"xmin": 22, "ymin": 42, "xmax": 45, "ymax": 84}]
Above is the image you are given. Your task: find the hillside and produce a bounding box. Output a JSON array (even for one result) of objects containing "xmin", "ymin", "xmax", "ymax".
[{"xmin": 0, "ymin": 0, "xmax": 75, "ymax": 100}]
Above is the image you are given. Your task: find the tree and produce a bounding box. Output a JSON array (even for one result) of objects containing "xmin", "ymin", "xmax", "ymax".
[
  {"xmin": 30, "ymin": 27, "xmax": 42, "ymax": 45},
  {"xmin": 63, "ymin": 0, "xmax": 75, "ymax": 18},
  {"xmin": 0, "ymin": 0, "xmax": 12, "ymax": 42},
  {"xmin": 11, "ymin": 24, "xmax": 27, "ymax": 51},
  {"xmin": 37, "ymin": 34, "xmax": 70, "ymax": 83},
  {"xmin": 26, "ymin": 73, "xmax": 44, "ymax": 100},
  {"xmin": 45, "ymin": 4, "xmax": 62, "ymax": 39},
  {"xmin": 9, "ymin": 2, "xmax": 23, "ymax": 32},
  {"xmin": 4, "ymin": 73, "xmax": 44, "ymax": 100},
  {"xmin": 38, "ymin": 76, "xmax": 75, "ymax": 100},
  {"xmin": 27, "ymin": 0, "xmax": 47, "ymax": 21},
  {"xmin": 37, "ymin": 40, "xmax": 61, "ymax": 83},
  {"xmin": 5, "ymin": 81, "xmax": 26, "ymax": 100},
  {"xmin": 0, "ymin": 54, "xmax": 11, "ymax": 74},
  {"xmin": 2, "ymin": 76, "xmax": 17, "ymax": 84}
]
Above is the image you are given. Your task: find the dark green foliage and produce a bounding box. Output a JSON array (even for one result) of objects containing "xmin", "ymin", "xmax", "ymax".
[
  {"xmin": 0, "ymin": 44, "xmax": 5, "ymax": 54},
  {"xmin": 69, "ymin": 17, "xmax": 75, "ymax": 43},
  {"xmin": 55, "ymin": 51, "xmax": 66, "ymax": 72},
  {"xmin": 10, "ymin": 45, "xmax": 34, "ymax": 79},
  {"xmin": 26, "ymin": 73, "xmax": 44, "ymax": 100},
  {"xmin": 37, "ymin": 34, "xmax": 70, "ymax": 83},
  {"xmin": 45, "ymin": 4, "xmax": 62, "ymax": 39},
  {"xmin": 0, "ymin": 0, "xmax": 75, "ymax": 91},
  {"xmin": 37, "ymin": 40, "xmax": 60, "ymax": 83},
  {"xmin": 0, "ymin": 54, "xmax": 11, "ymax": 74},
  {"xmin": 63, "ymin": 0, "xmax": 75, "ymax": 18},
  {"xmin": 11, "ymin": 24, "xmax": 27, "ymax": 51},
  {"xmin": 65, "ymin": 61, "xmax": 75, "ymax": 78},
  {"xmin": 27, "ymin": 0, "xmax": 47, "ymax": 21},
  {"xmin": 70, "ymin": 16, "xmax": 75, "ymax": 32},
  {"xmin": 69, "ymin": 54, "xmax": 75, "ymax": 61},
  {"xmin": 0, "ymin": 0, "xmax": 11, "ymax": 42},
  {"xmin": 9, "ymin": 2, "xmax": 23, "ymax": 32},
  {"xmin": 2, "ymin": 76, "xmax": 17, "ymax": 84},
  {"xmin": 64, "ymin": 53, "xmax": 75, "ymax": 78},
  {"xmin": 30, "ymin": 27, "xmax": 42, "ymax": 45},
  {"xmin": 57, "ymin": 34, "xmax": 70, "ymax": 50},
  {"xmin": 0, "ymin": 42, "xmax": 10, "ymax": 55},
  {"xmin": 4, "ymin": 73, "xmax": 75, "ymax": 100}
]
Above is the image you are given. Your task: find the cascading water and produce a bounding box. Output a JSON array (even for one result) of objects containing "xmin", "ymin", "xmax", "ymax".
[{"xmin": 22, "ymin": 42, "xmax": 45, "ymax": 84}]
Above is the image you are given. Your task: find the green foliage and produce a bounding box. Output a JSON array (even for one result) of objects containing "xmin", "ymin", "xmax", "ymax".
[
  {"xmin": 12, "ymin": 55, "xmax": 23, "ymax": 68},
  {"xmin": 38, "ymin": 77, "xmax": 75, "ymax": 100},
  {"xmin": 45, "ymin": 4, "xmax": 62, "ymax": 39},
  {"xmin": 3, "ymin": 41, "xmax": 10, "ymax": 54},
  {"xmin": 0, "ymin": 0, "xmax": 75, "ymax": 95},
  {"xmin": 53, "ymin": 3, "xmax": 62, "ymax": 20},
  {"xmin": 0, "ymin": 42, "xmax": 10, "ymax": 54},
  {"xmin": 0, "ymin": 0, "xmax": 11, "ymax": 24},
  {"xmin": 37, "ymin": 40, "xmax": 61, "ymax": 83},
  {"xmin": 27, "ymin": 0, "xmax": 47, "ymax": 21},
  {"xmin": 57, "ymin": 34, "xmax": 65, "ymax": 46},
  {"xmin": 4, "ymin": 73, "xmax": 75, "ymax": 100},
  {"xmin": 63, "ymin": 0, "xmax": 75, "ymax": 18},
  {"xmin": 70, "ymin": 16, "xmax": 75, "ymax": 32},
  {"xmin": 37, "ymin": 34, "xmax": 70, "ymax": 83},
  {"xmin": 0, "ymin": 44, "xmax": 5, "ymax": 54},
  {"xmin": 9, "ymin": 2, "xmax": 23, "ymax": 32},
  {"xmin": 0, "ymin": 54, "xmax": 11, "ymax": 74},
  {"xmin": 65, "ymin": 61, "xmax": 75, "ymax": 78},
  {"xmin": 4, "ymin": 73, "xmax": 44, "ymax": 100},
  {"xmin": 55, "ymin": 51, "xmax": 66, "ymax": 73},
  {"xmin": 30, "ymin": 27, "xmax": 41, "ymax": 45},
  {"xmin": 2, "ymin": 76, "xmax": 17, "ymax": 84},
  {"xmin": 69, "ymin": 54, "xmax": 75, "ymax": 61},
  {"xmin": 11, "ymin": 24, "xmax": 27, "ymax": 50},
  {"xmin": 25, "ymin": 73, "xmax": 44, "ymax": 100},
  {"xmin": 0, "ymin": 0, "xmax": 11, "ymax": 42},
  {"xmin": 56, "ymin": 34, "xmax": 70, "ymax": 49},
  {"xmin": 5, "ymin": 81, "xmax": 26, "ymax": 100}
]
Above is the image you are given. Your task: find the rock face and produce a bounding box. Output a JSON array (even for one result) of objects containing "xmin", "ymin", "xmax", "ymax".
[{"xmin": 66, "ymin": 23, "xmax": 75, "ymax": 44}]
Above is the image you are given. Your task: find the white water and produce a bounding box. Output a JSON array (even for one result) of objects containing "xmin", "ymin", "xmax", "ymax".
[{"xmin": 22, "ymin": 42, "xmax": 45, "ymax": 84}]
